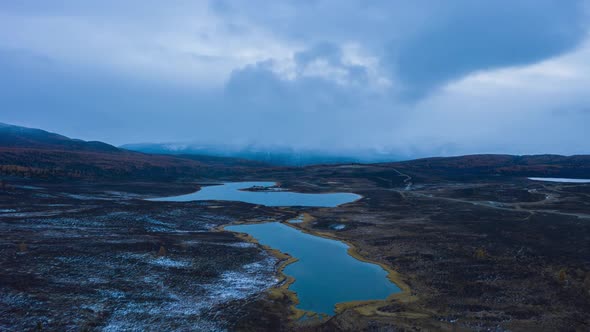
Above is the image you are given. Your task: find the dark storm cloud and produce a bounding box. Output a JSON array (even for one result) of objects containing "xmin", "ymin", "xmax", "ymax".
[
  {"xmin": 214, "ymin": 0, "xmax": 588, "ymax": 97},
  {"xmin": 388, "ymin": 0, "xmax": 588, "ymax": 98}
]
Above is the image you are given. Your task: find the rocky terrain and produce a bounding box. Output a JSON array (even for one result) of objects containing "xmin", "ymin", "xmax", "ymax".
[
  {"xmin": 0, "ymin": 181, "xmax": 299, "ymax": 331},
  {"xmin": 293, "ymin": 168, "xmax": 590, "ymax": 331}
]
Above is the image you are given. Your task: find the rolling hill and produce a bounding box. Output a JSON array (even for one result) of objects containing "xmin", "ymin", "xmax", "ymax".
[
  {"xmin": 0, "ymin": 123, "xmax": 267, "ymax": 180},
  {"xmin": 389, "ymin": 154, "xmax": 590, "ymax": 180}
]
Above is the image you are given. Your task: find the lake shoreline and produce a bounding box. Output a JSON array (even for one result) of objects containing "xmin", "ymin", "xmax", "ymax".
[
  {"xmin": 218, "ymin": 212, "xmax": 411, "ymax": 324},
  {"xmin": 217, "ymin": 221, "xmax": 308, "ymax": 321},
  {"xmin": 281, "ymin": 218, "xmax": 414, "ymax": 316}
]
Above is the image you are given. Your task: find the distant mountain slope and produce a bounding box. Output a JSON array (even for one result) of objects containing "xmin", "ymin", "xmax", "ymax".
[
  {"xmin": 0, "ymin": 123, "xmax": 268, "ymax": 180},
  {"xmin": 120, "ymin": 142, "xmax": 401, "ymax": 166},
  {"xmin": 0, "ymin": 123, "xmax": 120, "ymax": 152}
]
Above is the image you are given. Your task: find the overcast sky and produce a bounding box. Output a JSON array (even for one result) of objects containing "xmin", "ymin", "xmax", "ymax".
[{"xmin": 1, "ymin": 0, "xmax": 589, "ymax": 158}]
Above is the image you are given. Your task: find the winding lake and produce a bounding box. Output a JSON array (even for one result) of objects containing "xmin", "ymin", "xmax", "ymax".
[
  {"xmin": 152, "ymin": 181, "xmax": 391, "ymax": 314},
  {"xmin": 225, "ymin": 222, "xmax": 400, "ymax": 315},
  {"xmin": 149, "ymin": 181, "xmax": 361, "ymax": 207}
]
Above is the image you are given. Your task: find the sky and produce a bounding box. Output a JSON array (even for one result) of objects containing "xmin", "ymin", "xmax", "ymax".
[{"xmin": 1, "ymin": 0, "xmax": 590, "ymax": 158}]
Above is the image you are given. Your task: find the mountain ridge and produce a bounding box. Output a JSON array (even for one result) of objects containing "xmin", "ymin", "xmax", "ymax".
[{"xmin": 1, "ymin": 122, "xmax": 589, "ymax": 180}]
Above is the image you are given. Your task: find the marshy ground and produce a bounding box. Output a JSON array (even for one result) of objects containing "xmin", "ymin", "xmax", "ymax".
[
  {"xmin": 0, "ymin": 182, "xmax": 295, "ymax": 331},
  {"xmin": 1, "ymin": 165, "xmax": 589, "ymax": 331}
]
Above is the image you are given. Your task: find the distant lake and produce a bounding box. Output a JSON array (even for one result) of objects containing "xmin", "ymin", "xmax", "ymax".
[
  {"xmin": 149, "ymin": 181, "xmax": 361, "ymax": 207},
  {"xmin": 225, "ymin": 222, "xmax": 400, "ymax": 315},
  {"xmin": 528, "ymin": 177, "xmax": 590, "ymax": 183}
]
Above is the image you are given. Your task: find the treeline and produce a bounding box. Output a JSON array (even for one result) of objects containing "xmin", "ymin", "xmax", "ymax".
[
  {"xmin": 0, "ymin": 165, "xmax": 65, "ymax": 177},
  {"xmin": 0, "ymin": 160, "xmax": 258, "ymax": 181},
  {"xmin": 0, "ymin": 163, "xmax": 203, "ymax": 180},
  {"xmin": 0, "ymin": 164, "xmax": 116, "ymax": 179}
]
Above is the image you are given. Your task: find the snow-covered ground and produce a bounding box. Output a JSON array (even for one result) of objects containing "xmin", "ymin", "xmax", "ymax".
[{"xmin": 0, "ymin": 191, "xmax": 289, "ymax": 331}]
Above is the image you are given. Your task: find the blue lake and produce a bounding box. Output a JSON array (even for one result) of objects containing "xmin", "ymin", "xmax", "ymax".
[
  {"xmin": 225, "ymin": 222, "xmax": 400, "ymax": 315},
  {"xmin": 528, "ymin": 177, "xmax": 590, "ymax": 183},
  {"xmin": 149, "ymin": 181, "xmax": 361, "ymax": 207}
]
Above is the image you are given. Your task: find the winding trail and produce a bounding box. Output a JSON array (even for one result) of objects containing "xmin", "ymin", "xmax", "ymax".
[
  {"xmin": 370, "ymin": 167, "xmax": 590, "ymax": 220},
  {"xmin": 391, "ymin": 168, "xmax": 413, "ymax": 190}
]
